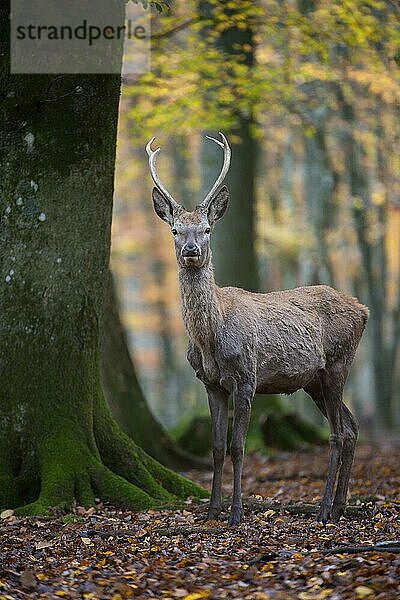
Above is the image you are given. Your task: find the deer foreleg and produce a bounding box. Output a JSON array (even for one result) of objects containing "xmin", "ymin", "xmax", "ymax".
[
  {"xmin": 229, "ymin": 383, "xmax": 253, "ymax": 526},
  {"xmin": 206, "ymin": 385, "xmax": 229, "ymax": 521}
]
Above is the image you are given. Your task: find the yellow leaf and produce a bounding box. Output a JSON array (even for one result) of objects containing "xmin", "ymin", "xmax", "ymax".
[
  {"xmin": 184, "ymin": 593, "xmax": 210, "ymax": 600},
  {"xmin": 0, "ymin": 510, "xmax": 14, "ymax": 519},
  {"xmin": 96, "ymin": 559, "xmax": 106, "ymax": 568},
  {"xmin": 80, "ymin": 537, "xmax": 93, "ymax": 546},
  {"xmin": 355, "ymin": 587, "xmax": 374, "ymax": 598},
  {"xmin": 372, "ymin": 191, "xmax": 386, "ymax": 206}
]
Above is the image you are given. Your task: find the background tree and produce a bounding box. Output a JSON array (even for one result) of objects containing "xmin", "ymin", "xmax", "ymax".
[
  {"xmin": 119, "ymin": 0, "xmax": 400, "ymax": 433},
  {"xmin": 199, "ymin": 0, "xmax": 259, "ymax": 290}
]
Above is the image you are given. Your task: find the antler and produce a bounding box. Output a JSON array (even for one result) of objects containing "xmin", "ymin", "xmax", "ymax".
[
  {"xmin": 199, "ymin": 132, "xmax": 231, "ymax": 209},
  {"xmin": 146, "ymin": 137, "xmax": 181, "ymax": 211}
]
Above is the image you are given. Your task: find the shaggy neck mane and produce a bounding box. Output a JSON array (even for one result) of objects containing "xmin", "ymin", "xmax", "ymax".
[{"xmin": 178, "ymin": 263, "xmax": 222, "ymax": 345}]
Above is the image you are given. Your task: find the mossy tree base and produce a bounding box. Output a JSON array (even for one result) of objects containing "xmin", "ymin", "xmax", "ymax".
[
  {"xmin": 0, "ymin": 329, "xmax": 207, "ymax": 516},
  {"xmin": 1, "ymin": 398, "xmax": 206, "ymax": 517}
]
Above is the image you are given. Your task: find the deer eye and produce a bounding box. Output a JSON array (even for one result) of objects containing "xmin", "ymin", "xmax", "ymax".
[
  {"xmin": 205, "ymin": 227, "xmax": 211, "ymax": 234},
  {"xmin": 171, "ymin": 228, "xmax": 177, "ymax": 235}
]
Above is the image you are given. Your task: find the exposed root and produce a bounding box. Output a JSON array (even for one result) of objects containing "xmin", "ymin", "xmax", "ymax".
[
  {"xmin": 1, "ymin": 395, "xmax": 207, "ymax": 516},
  {"xmin": 137, "ymin": 446, "xmax": 209, "ymax": 501},
  {"xmin": 91, "ymin": 463, "xmax": 156, "ymax": 511},
  {"xmin": 74, "ymin": 471, "xmax": 96, "ymax": 508},
  {"xmin": 94, "ymin": 397, "xmax": 208, "ymax": 503}
]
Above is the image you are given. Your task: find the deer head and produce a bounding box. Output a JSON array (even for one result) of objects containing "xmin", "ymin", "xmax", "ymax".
[{"xmin": 146, "ymin": 133, "xmax": 231, "ymax": 268}]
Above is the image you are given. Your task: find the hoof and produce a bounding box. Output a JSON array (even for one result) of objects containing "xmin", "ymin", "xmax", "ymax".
[
  {"xmin": 228, "ymin": 507, "xmax": 243, "ymax": 527},
  {"xmin": 206, "ymin": 507, "xmax": 221, "ymax": 521},
  {"xmin": 316, "ymin": 505, "xmax": 331, "ymax": 524},
  {"xmin": 330, "ymin": 503, "xmax": 345, "ymax": 522}
]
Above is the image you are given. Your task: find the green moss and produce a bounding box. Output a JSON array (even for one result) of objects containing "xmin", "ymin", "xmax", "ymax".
[
  {"xmin": 91, "ymin": 464, "xmax": 157, "ymax": 511},
  {"xmin": 94, "ymin": 386, "xmax": 208, "ymax": 503},
  {"xmin": 175, "ymin": 415, "xmax": 212, "ymax": 457},
  {"xmin": 1, "ymin": 388, "xmax": 207, "ymax": 516},
  {"xmin": 15, "ymin": 502, "xmax": 54, "ymax": 517},
  {"xmin": 261, "ymin": 412, "xmax": 327, "ymax": 451},
  {"xmin": 140, "ymin": 449, "xmax": 209, "ymax": 500},
  {"xmin": 74, "ymin": 472, "xmax": 96, "ymax": 508}
]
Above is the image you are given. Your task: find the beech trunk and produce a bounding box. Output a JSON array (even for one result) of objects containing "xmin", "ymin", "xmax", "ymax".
[{"xmin": 0, "ymin": 3, "xmax": 206, "ymax": 515}]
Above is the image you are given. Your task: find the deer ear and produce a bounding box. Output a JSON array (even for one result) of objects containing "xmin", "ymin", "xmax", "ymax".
[
  {"xmin": 207, "ymin": 186, "xmax": 229, "ymax": 225},
  {"xmin": 152, "ymin": 187, "xmax": 174, "ymax": 226}
]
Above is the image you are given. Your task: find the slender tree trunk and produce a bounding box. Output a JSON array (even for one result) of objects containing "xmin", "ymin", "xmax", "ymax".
[
  {"xmin": 337, "ymin": 86, "xmax": 392, "ymax": 427},
  {"xmin": 302, "ymin": 112, "xmax": 338, "ymax": 286},
  {"xmin": 199, "ymin": 1, "xmax": 259, "ymax": 291},
  {"xmin": 101, "ymin": 272, "xmax": 209, "ymax": 470},
  {"xmin": 0, "ymin": 2, "xmax": 205, "ymax": 514}
]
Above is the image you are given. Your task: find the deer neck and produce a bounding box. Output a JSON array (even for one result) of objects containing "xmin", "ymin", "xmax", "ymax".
[{"xmin": 178, "ymin": 263, "xmax": 222, "ymax": 347}]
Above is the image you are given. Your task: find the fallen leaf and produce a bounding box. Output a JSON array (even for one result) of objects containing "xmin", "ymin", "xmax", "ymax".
[
  {"xmin": 80, "ymin": 537, "xmax": 93, "ymax": 546},
  {"xmin": 355, "ymin": 586, "xmax": 374, "ymax": 598},
  {"xmin": 0, "ymin": 509, "xmax": 14, "ymax": 519},
  {"xmin": 184, "ymin": 592, "xmax": 210, "ymax": 600},
  {"xmin": 35, "ymin": 540, "xmax": 53, "ymax": 550},
  {"xmin": 173, "ymin": 589, "xmax": 189, "ymax": 598},
  {"xmin": 20, "ymin": 570, "xmax": 37, "ymax": 590}
]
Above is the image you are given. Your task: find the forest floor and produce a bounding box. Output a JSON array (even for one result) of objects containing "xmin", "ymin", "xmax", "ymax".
[{"xmin": 0, "ymin": 443, "xmax": 399, "ymax": 599}]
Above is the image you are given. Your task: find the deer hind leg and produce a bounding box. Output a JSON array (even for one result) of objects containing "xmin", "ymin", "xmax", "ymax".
[
  {"xmin": 206, "ymin": 384, "xmax": 229, "ymax": 521},
  {"xmin": 331, "ymin": 404, "xmax": 358, "ymax": 521},
  {"xmin": 305, "ymin": 373, "xmax": 344, "ymax": 524},
  {"xmin": 229, "ymin": 381, "xmax": 254, "ymax": 527}
]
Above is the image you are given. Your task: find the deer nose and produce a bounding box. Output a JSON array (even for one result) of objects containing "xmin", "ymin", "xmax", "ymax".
[{"xmin": 181, "ymin": 242, "xmax": 200, "ymax": 257}]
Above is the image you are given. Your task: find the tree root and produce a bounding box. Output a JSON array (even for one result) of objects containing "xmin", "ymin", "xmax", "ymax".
[
  {"xmin": 91, "ymin": 463, "xmax": 156, "ymax": 510},
  {"xmin": 249, "ymin": 540, "xmax": 400, "ymax": 565},
  {"xmin": 322, "ymin": 540, "xmax": 400, "ymax": 554},
  {"xmin": 93, "ymin": 394, "xmax": 208, "ymax": 504},
  {"xmin": 196, "ymin": 498, "xmax": 372, "ymax": 519},
  {"xmin": 3, "ymin": 405, "xmax": 207, "ymax": 516}
]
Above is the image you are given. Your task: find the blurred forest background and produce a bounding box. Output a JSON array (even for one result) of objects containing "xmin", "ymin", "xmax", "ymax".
[{"xmin": 109, "ymin": 0, "xmax": 399, "ymax": 447}]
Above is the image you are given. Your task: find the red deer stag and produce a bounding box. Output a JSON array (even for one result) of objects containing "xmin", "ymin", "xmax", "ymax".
[{"xmin": 146, "ymin": 132, "xmax": 369, "ymax": 526}]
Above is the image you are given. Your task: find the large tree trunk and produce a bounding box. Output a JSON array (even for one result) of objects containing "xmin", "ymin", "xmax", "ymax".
[
  {"xmin": 101, "ymin": 272, "xmax": 209, "ymax": 470},
  {"xmin": 0, "ymin": 2, "xmax": 205, "ymax": 515}
]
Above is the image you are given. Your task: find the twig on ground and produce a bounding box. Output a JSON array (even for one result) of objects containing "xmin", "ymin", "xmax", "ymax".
[
  {"xmin": 196, "ymin": 499, "xmax": 372, "ymax": 518},
  {"xmin": 323, "ymin": 540, "xmax": 400, "ymax": 555}
]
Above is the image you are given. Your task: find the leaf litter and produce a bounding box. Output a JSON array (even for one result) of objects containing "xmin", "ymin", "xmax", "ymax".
[{"xmin": 0, "ymin": 443, "xmax": 399, "ymax": 599}]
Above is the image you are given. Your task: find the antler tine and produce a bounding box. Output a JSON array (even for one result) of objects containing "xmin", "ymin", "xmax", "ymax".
[
  {"xmin": 200, "ymin": 132, "xmax": 231, "ymax": 208},
  {"xmin": 146, "ymin": 138, "xmax": 181, "ymax": 209}
]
